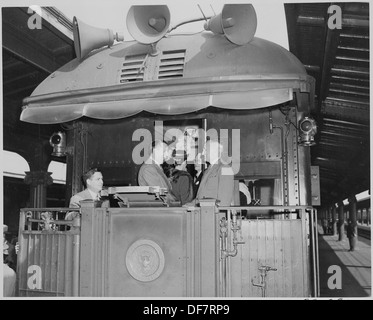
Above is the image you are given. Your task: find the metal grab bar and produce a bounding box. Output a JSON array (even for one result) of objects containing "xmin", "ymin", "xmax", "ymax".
[
  {"xmin": 220, "ymin": 210, "xmax": 246, "ymax": 296},
  {"xmin": 252, "ymin": 265, "xmax": 278, "ymax": 297}
]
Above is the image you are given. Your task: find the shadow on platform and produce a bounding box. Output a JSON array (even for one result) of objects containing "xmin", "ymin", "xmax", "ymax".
[{"xmin": 318, "ymin": 233, "xmax": 371, "ymax": 298}]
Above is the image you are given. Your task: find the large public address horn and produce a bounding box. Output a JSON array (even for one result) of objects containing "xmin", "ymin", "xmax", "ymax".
[
  {"xmin": 204, "ymin": 4, "xmax": 257, "ymax": 45},
  {"xmin": 126, "ymin": 5, "xmax": 171, "ymax": 45},
  {"xmin": 73, "ymin": 16, "xmax": 124, "ymax": 60}
]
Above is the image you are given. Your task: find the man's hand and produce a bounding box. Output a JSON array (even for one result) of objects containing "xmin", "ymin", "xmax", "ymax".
[{"xmin": 65, "ymin": 211, "xmax": 78, "ymax": 220}]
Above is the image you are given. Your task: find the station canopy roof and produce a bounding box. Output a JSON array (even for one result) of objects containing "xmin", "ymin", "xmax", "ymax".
[{"xmin": 285, "ymin": 2, "xmax": 370, "ymax": 204}]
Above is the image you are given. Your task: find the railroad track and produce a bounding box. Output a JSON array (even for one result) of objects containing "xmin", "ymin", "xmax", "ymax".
[{"xmin": 358, "ymin": 226, "xmax": 371, "ymax": 240}]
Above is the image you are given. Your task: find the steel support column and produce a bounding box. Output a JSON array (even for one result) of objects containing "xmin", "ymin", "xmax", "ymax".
[
  {"xmin": 348, "ymin": 196, "xmax": 358, "ymax": 246},
  {"xmin": 331, "ymin": 204, "xmax": 337, "ymax": 235},
  {"xmin": 337, "ymin": 201, "xmax": 345, "ymax": 241},
  {"xmin": 24, "ymin": 171, "xmax": 53, "ymax": 207}
]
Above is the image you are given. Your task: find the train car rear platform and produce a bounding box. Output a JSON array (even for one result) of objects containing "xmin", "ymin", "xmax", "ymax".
[{"xmin": 318, "ymin": 230, "xmax": 371, "ymax": 298}]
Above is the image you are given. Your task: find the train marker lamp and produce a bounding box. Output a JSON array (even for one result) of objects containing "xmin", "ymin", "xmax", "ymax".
[
  {"xmin": 49, "ymin": 132, "xmax": 67, "ymax": 157},
  {"xmin": 298, "ymin": 117, "xmax": 317, "ymax": 146}
]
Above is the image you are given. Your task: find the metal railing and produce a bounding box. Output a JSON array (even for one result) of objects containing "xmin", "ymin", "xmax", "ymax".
[
  {"xmin": 18, "ymin": 207, "xmax": 81, "ymax": 297},
  {"xmin": 17, "ymin": 204, "xmax": 319, "ymax": 298},
  {"xmin": 217, "ymin": 205, "xmax": 319, "ymax": 297},
  {"xmin": 20, "ymin": 207, "xmax": 80, "ymax": 231}
]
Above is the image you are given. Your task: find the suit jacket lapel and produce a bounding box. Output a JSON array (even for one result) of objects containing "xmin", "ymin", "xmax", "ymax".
[
  {"xmin": 154, "ymin": 163, "xmax": 171, "ymax": 189},
  {"xmin": 197, "ymin": 163, "xmax": 220, "ymax": 198}
]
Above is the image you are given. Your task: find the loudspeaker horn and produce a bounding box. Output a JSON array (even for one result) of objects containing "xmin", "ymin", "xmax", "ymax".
[
  {"xmin": 204, "ymin": 4, "xmax": 257, "ymax": 45},
  {"xmin": 73, "ymin": 16, "xmax": 124, "ymax": 60},
  {"xmin": 126, "ymin": 5, "xmax": 171, "ymax": 44}
]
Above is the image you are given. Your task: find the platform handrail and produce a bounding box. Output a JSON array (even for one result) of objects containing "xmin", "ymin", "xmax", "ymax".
[
  {"xmin": 20, "ymin": 207, "xmax": 81, "ymax": 232},
  {"xmin": 218, "ymin": 205, "xmax": 314, "ymax": 211}
]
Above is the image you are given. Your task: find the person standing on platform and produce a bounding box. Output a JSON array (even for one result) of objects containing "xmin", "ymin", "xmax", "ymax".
[
  {"xmin": 167, "ymin": 149, "xmax": 194, "ymax": 205},
  {"xmin": 322, "ymin": 218, "xmax": 328, "ymax": 234},
  {"xmin": 195, "ymin": 139, "xmax": 234, "ymax": 207},
  {"xmin": 69, "ymin": 168, "xmax": 104, "ymax": 208},
  {"xmin": 346, "ymin": 219, "xmax": 357, "ymax": 252},
  {"xmin": 138, "ymin": 140, "xmax": 176, "ymax": 202},
  {"xmin": 3, "ymin": 225, "xmax": 16, "ymax": 297},
  {"xmin": 66, "ymin": 168, "xmax": 105, "ymax": 220},
  {"xmin": 191, "ymin": 153, "xmax": 205, "ymax": 198}
]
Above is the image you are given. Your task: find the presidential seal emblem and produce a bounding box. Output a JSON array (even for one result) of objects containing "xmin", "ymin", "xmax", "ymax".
[{"xmin": 125, "ymin": 239, "xmax": 165, "ymax": 282}]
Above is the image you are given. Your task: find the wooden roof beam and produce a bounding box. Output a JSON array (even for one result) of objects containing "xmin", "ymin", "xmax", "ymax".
[{"xmin": 2, "ymin": 21, "xmax": 60, "ymax": 74}]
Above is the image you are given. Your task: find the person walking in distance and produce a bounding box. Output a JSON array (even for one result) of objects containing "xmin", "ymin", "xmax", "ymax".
[{"xmin": 346, "ymin": 219, "xmax": 357, "ymax": 252}]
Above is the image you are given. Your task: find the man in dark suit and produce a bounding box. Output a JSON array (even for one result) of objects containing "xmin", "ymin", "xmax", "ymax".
[
  {"xmin": 167, "ymin": 149, "xmax": 194, "ymax": 205},
  {"xmin": 195, "ymin": 140, "xmax": 234, "ymax": 207},
  {"xmin": 138, "ymin": 140, "xmax": 176, "ymax": 202},
  {"xmin": 191, "ymin": 152, "xmax": 204, "ymax": 198}
]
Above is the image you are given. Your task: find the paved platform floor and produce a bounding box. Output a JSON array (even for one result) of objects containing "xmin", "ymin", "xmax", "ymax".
[{"xmin": 318, "ymin": 232, "xmax": 371, "ymax": 298}]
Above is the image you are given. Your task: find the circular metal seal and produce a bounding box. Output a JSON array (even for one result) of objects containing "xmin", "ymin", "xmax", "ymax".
[{"xmin": 125, "ymin": 239, "xmax": 165, "ymax": 282}]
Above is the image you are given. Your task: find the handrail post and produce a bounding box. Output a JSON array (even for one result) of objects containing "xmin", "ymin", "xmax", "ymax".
[
  {"xmin": 199, "ymin": 199, "xmax": 220, "ymax": 297},
  {"xmin": 72, "ymin": 214, "xmax": 81, "ymax": 297}
]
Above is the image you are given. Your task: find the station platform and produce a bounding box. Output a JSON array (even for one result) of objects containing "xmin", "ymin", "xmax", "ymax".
[{"xmin": 318, "ymin": 231, "xmax": 371, "ymax": 298}]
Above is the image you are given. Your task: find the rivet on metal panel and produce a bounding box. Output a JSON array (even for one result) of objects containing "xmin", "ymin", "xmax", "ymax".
[{"xmin": 207, "ymin": 52, "xmax": 216, "ymax": 59}]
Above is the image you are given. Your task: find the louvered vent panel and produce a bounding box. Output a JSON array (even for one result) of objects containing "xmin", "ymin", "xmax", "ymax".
[
  {"xmin": 120, "ymin": 54, "xmax": 146, "ymax": 83},
  {"xmin": 158, "ymin": 50, "xmax": 186, "ymax": 79}
]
